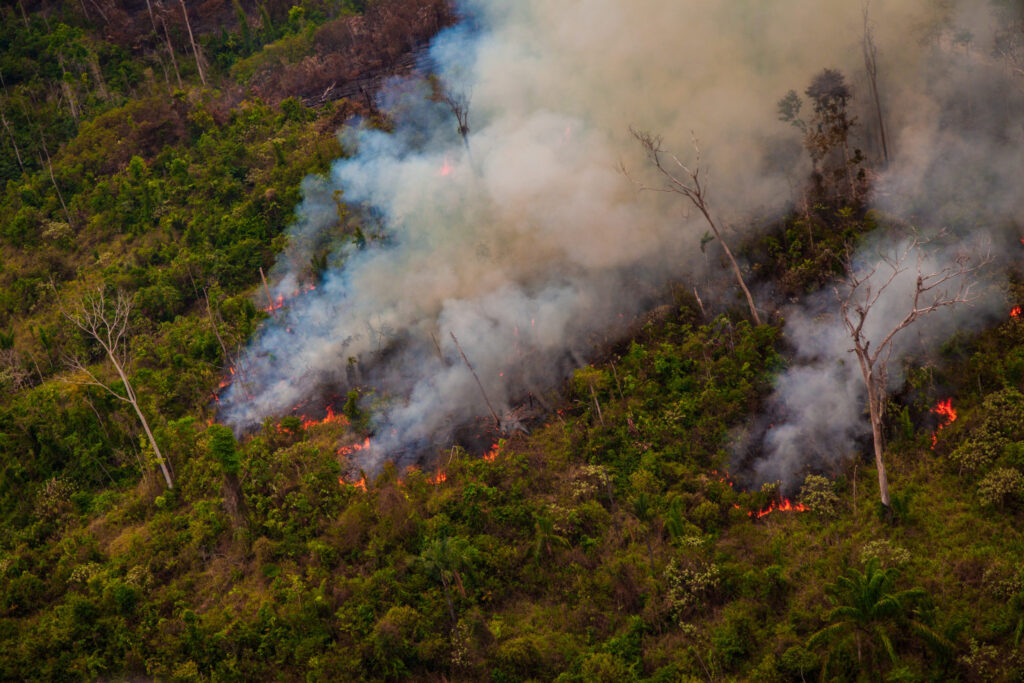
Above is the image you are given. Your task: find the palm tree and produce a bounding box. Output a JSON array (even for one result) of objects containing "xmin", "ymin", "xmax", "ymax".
[
  {"xmin": 808, "ymin": 559, "xmax": 949, "ymax": 678},
  {"xmin": 418, "ymin": 535, "xmax": 478, "ymax": 628},
  {"xmin": 533, "ymin": 514, "xmax": 570, "ymax": 562}
]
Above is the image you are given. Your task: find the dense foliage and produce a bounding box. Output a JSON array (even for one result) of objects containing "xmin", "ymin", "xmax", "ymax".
[{"xmin": 2, "ymin": 1, "xmax": 1024, "ymax": 681}]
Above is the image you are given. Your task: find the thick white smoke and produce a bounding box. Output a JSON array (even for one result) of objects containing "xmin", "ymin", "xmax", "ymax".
[{"xmin": 219, "ymin": 0, "xmax": 1017, "ymax": 474}]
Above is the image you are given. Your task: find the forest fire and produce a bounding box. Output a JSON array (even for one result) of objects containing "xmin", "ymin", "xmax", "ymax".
[
  {"xmin": 338, "ymin": 475, "xmax": 368, "ymax": 491},
  {"xmin": 714, "ymin": 470, "xmax": 809, "ymax": 519},
  {"xmin": 483, "ymin": 442, "xmax": 500, "ymax": 461},
  {"xmin": 931, "ymin": 398, "xmax": 957, "ymax": 448},
  {"xmin": 337, "ymin": 437, "xmax": 371, "ymax": 457},
  {"xmin": 747, "ymin": 498, "xmax": 809, "ymax": 519},
  {"xmin": 301, "ymin": 406, "xmax": 347, "ymax": 429},
  {"xmin": 1012, "ymin": 306, "xmax": 1021, "ymax": 318},
  {"xmin": 427, "ymin": 469, "xmax": 447, "ymax": 485},
  {"xmin": 439, "ymin": 154, "xmax": 453, "ymax": 176},
  {"xmin": 262, "ymin": 283, "xmax": 317, "ymax": 313}
]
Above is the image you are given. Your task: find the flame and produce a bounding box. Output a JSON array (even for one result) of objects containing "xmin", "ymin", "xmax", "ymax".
[
  {"xmin": 337, "ymin": 437, "xmax": 371, "ymax": 457},
  {"xmin": 749, "ymin": 498, "xmax": 808, "ymax": 519},
  {"xmin": 483, "ymin": 443, "xmax": 500, "ymax": 461},
  {"xmin": 712, "ymin": 469, "xmax": 809, "ymax": 518},
  {"xmin": 1012, "ymin": 306, "xmax": 1021, "ymax": 318},
  {"xmin": 428, "ymin": 470, "xmax": 447, "ymax": 485},
  {"xmin": 930, "ymin": 398, "xmax": 957, "ymax": 448},
  {"xmin": 262, "ymin": 283, "xmax": 317, "ymax": 313},
  {"xmin": 301, "ymin": 405, "xmax": 347, "ymax": 429},
  {"xmin": 439, "ymin": 154, "xmax": 453, "ymax": 176},
  {"xmin": 263, "ymin": 294, "xmax": 286, "ymax": 313}
]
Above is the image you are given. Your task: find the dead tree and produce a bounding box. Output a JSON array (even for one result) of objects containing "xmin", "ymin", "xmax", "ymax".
[
  {"xmin": 58, "ymin": 287, "xmax": 175, "ymax": 489},
  {"xmin": 862, "ymin": 3, "xmax": 889, "ymax": 164},
  {"xmin": 836, "ymin": 237, "xmax": 987, "ymax": 509},
  {"xmin": 627, "ymin": 128, "xmax": 762, "ymax": 325},
  {"xmin": 442, "ymin": 88, "xmax": 471, "ymax": 147}
]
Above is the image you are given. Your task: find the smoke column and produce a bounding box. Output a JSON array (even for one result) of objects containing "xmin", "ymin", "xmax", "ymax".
[{"xmin": 219, "ymin": 0, "xmax": 1019, "ymax": 474}]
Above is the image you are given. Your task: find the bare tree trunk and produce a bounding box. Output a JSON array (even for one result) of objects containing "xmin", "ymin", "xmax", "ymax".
[
  {"xmin": 450, "ymin": 331, "xmax": 501, "ymax": 427},
  {"xmin": 145, "ymin": 0, "xmax": 159, "ymax": 34},
  {"xmin": 107, "ymin": 351, "xmax": 174, "ymax": 489},
  {"xmin": 161, "ymin": 18, "xmax": 184, "ymax": 89},
  {"xmin": 58, "ymin": 288, "xmax": 175, "ymax": 489},
  {"xmin": 179, "ymin": 0, "xmax": 207, "ymax": 86},
  {"xmin": 863, "ymin": 4, "xmax": 889, "ymax": 164},
  {"xmin": 57, "ymin": 54, "xmax": 80, "ymax": 123},
  {"xmin": 39, "ymin": 140, "xmax": 72, "ymax": 226},
  {"xmin": 0, "ymin": 107, "xmax": 24, "ymax": 173},
  {"xmin": 866, "ymin": 380, "xmax": 890, "ymax": 507},
  {"xmin": 203, "ymin": 288, "xmax": 232, "ymax": 366},
  {"xmin": 838, "ymin": 237, "xmax": 988, "ymax": 510},
  {"xmin": 695, "ymin": 205, "xmax": 762, "ymax": 326},
  {"xmin": 87, "ymin": 54, "xmax": 110, "ymax": 101}
]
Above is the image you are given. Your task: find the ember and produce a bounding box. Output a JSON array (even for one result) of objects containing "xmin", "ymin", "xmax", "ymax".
[{"xmin": 931, "ymin": 398, "xmax": 957, "ymax": 448}]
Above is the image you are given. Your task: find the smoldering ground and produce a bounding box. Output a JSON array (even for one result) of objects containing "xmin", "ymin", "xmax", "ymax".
[{"xmin": 218, "ymin": 0, "xmax": 1020, "ymax": 476}]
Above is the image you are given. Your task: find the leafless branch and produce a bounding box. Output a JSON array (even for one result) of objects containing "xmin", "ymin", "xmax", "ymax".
[
  {"xmin": 55, "ymin": 285, "xmax": 174, "ymax": 489},
  {"xmin": 835, "ymin": 235, "xmax": 990, "ymax": 508},
  {"xmin": 625, "ymin": 126, "xmax": 761, "ymax": 325}
]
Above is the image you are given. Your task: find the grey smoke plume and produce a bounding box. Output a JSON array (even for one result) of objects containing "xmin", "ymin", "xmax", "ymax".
[{"xmin": 219, "ymin": 0, "xmax": 1018, "ymax": 474}]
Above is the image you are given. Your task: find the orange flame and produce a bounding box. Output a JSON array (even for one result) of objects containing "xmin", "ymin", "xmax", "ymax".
[
  {"xmin": 483, "ymin": 443, "xmax": 500, "ymax": 462},
  {"xmin": 337, "ymin": 437, "xmax": 371, "ymax": 457},
  {"xmin": 713, "ymin": 470, "xmax": 809, "ymax": 518},
  {"xmin": 439, "ymin": 154, "xmax": 453, "ymax": 176},
  {"xmin": 1012, "ymin": 306, "xmax": 1021, "ymax": 318},
  {"xmin": 749, "ymin": 498, "xmax": 809, "ymax": 519},
  {"xmin": 301, "ymin": 406, "xmax": 348, "ymax": 430},
  {"xmin": 428, "ymin": 470, "xmax": 447, "ymax": 485},
  {"xmin": 930, "ymin": 398, "xmax": 957, "ymax": 448}
]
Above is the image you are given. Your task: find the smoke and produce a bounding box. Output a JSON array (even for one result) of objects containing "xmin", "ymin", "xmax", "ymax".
[
  {"xmin": 744, "ymin": 0, "xmax": 1024, "ymax": 485},
  {"xmin": 747, "ymin": 235, "xmax": 1002, "ymax": 486},
  {"xmin": 219, "ymin": 0, "xmax": 1018, "ymax": 475}
]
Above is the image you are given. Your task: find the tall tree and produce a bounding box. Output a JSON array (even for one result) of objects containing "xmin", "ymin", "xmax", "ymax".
[{"xmin": 58, "ymin": 287, "xmax": 174, "ymax": 489}]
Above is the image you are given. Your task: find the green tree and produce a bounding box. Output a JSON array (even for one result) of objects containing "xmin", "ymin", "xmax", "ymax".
[
  {"xmin": 809, "ymin": 559, "xmax": 948, "ymax": 678},
  {"xmin": 418, "ymin": 535, "xmax": 478, "ymax": 628},
  {"xmin": 532, "ymin": 513, "xmax": 569, "ymax": 563},
  {"xmin": 208, "ymin": 424, "xmax": 246, "ymax": 524}
]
